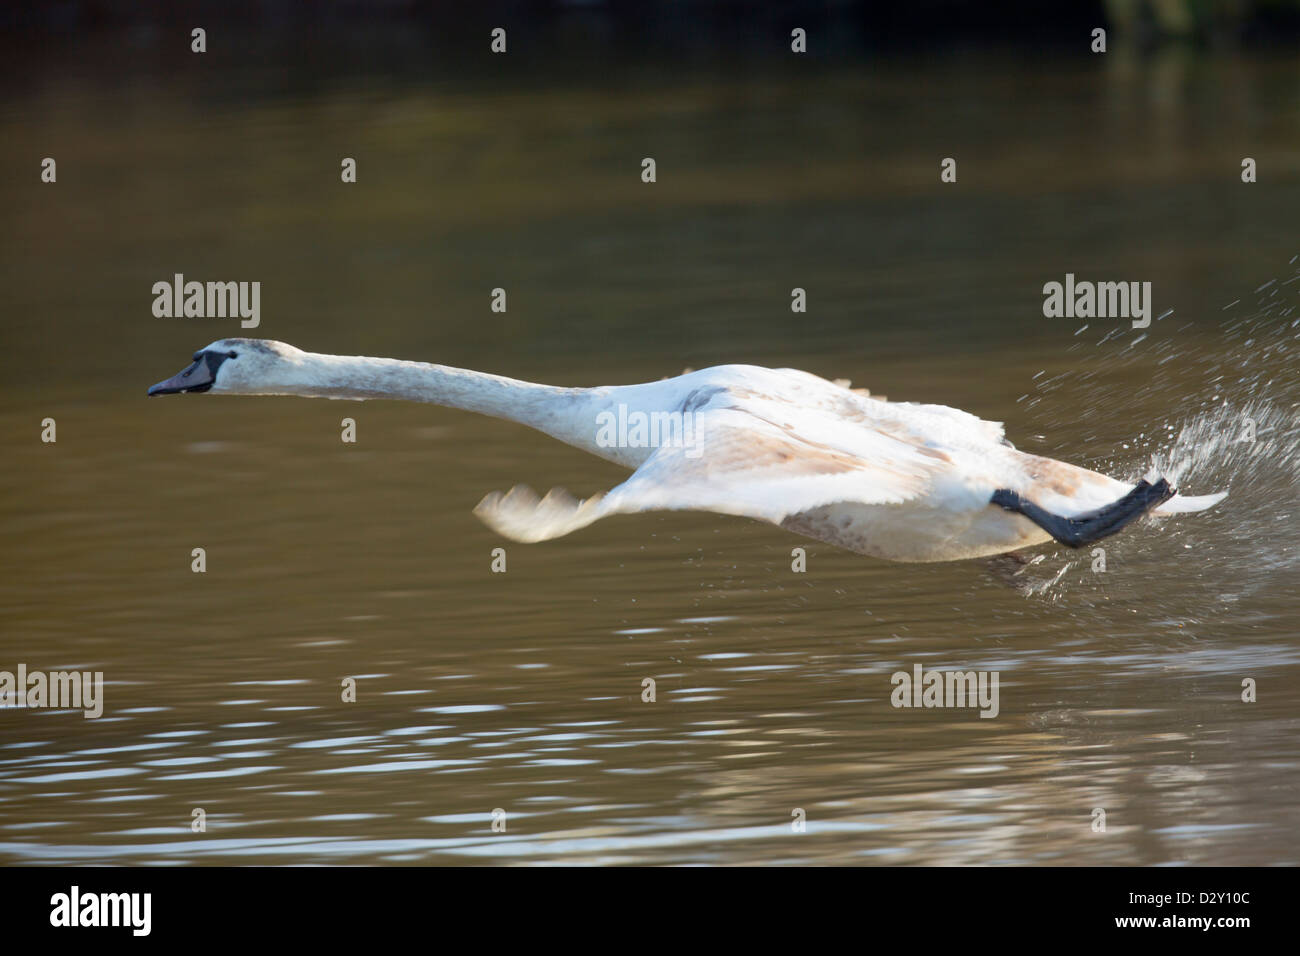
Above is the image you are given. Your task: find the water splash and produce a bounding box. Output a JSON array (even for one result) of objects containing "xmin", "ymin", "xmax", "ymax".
[{"xmin": 1015, "ymin": 261, "xmax": 1300, "ymax": 605}]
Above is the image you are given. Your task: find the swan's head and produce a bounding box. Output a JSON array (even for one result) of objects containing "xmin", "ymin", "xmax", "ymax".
[{"xmin": 147, "ymin": 339, "xmax": 306, "ymax": 396}]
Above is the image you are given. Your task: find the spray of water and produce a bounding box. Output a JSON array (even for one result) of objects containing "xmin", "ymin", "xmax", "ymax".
[{"xmin": 1012, "ymin": 260, "xmax": 1300, "ymax": 606}]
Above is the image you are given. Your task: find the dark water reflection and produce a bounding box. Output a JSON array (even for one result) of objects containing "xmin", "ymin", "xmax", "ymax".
[{"xmin": 1, "ymin": 45, "xmax": 1298, "ymax": 864}]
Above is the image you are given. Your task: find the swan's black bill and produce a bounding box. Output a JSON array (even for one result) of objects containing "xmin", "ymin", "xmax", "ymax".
[
  {"xmin": 147, "ymin": 350, "xmax": 230, "ymax": 396},
  {"xmin": 990, "ymin": 478, "xmax": 1176, "ymax": 548}
]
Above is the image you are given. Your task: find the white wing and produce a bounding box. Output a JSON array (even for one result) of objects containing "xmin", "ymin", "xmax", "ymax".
[{"xmin": 473, "ymin": 405, "xmax": 945, "ymax": 543}]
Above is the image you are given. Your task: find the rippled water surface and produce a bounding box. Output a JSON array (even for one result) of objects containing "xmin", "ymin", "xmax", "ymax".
[{"xmin": 1, "ymin": 41, "xmax": 1298, "ymax": 864}]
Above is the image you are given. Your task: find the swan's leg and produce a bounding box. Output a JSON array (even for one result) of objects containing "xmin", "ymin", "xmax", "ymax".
[{"xmin": 989, "ymin": 478, "xmax": 1175, "ymax": 549}]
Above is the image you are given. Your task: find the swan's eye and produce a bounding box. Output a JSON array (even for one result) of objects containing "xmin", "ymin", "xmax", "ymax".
[{"xmin": 227, "ymin": 351, "xmax": 238, "ymax": 359}]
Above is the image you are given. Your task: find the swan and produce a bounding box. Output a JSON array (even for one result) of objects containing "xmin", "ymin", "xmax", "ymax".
[{"xmin": 148, "ymin": 338, "xmax": 1227, "ymax": 562}]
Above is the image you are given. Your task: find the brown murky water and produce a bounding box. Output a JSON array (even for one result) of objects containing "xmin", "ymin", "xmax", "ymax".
[{"xmin": 1, "ymin": 43, "xmax": 1298, "ymax": 864}]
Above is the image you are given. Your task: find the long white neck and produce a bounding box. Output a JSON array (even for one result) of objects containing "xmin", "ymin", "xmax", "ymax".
[{"xmin": 259, "ymin": 350, "xmax": 610, "ymax": 456}]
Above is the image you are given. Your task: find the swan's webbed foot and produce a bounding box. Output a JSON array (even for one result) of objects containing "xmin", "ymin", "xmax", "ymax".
[{"xmin": 990, "ymin": 478, "xmax": 1176, "ymax": 548}]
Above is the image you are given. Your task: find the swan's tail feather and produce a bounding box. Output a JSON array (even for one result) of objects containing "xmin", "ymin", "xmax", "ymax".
[
  {"xmin": 473, "ymin": 485, "xmax": 608, "ymax": 543},
  {"xmin": 1152, "ymin": 490, "xmax": 1228, "ymax": 515}
]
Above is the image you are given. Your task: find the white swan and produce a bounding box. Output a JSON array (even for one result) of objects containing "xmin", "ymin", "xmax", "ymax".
[{"xmin": 148, "ymin": 338, "xmax": 1227, "ymax": 562}]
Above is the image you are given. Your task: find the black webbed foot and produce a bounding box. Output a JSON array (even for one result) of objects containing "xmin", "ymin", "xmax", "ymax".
[{"xmin": 990, "ymin": 478, "xmax": 1175, "ymax": 548}]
